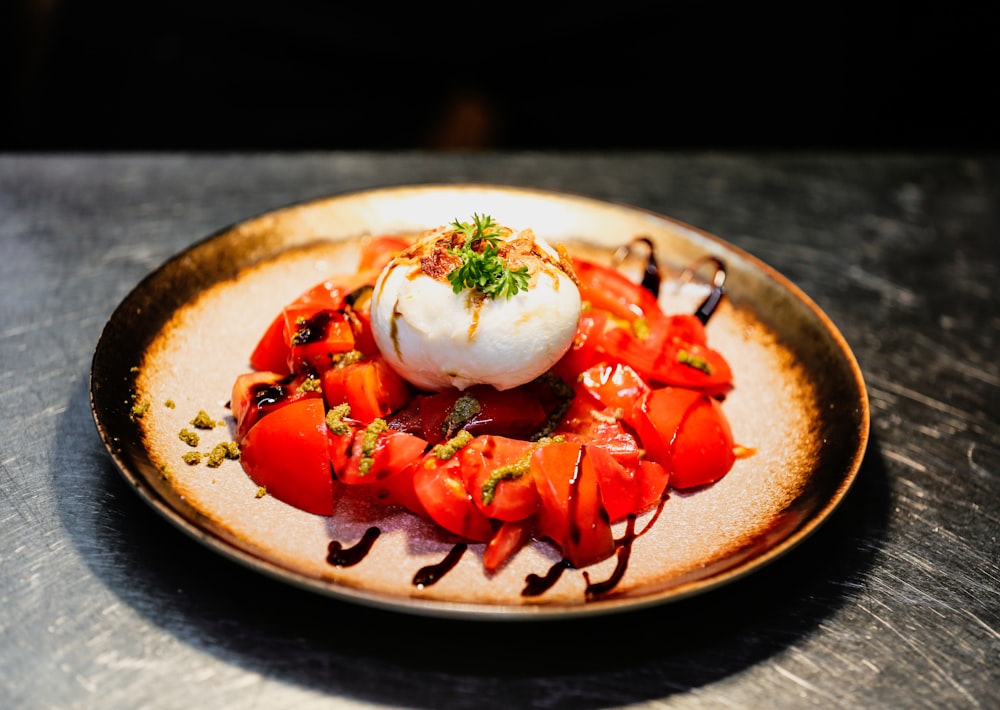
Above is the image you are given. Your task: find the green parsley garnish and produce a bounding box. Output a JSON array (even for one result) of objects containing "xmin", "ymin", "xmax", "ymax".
[{"xmin": 447, "ymin": 214, "xmax": 530, "ymax": 300}]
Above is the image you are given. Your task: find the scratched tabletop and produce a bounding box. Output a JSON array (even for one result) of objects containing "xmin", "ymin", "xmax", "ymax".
[{"xmin": 1, "ymin": 153, "xmax": 997, "ymax": 709}]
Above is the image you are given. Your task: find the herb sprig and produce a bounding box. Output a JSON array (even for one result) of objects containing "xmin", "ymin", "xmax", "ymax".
[{"xmin": 447, "ymin": 214, "xmax": 530, "ymax": 300}]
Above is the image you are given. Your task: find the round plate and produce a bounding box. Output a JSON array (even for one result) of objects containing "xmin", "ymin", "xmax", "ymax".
[{"xmin": 90, "ymin": 184, "xmax": 869, "ymax": 620}]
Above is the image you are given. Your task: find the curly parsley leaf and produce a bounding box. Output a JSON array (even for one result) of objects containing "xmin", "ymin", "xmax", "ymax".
[{"xmin": 447, "ymin": 214, "xmax": 530, "ymax": 299}]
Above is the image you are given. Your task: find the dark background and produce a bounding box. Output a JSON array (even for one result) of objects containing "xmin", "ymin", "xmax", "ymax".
[{"xmin": 4, "ymin": 1, "xmax": 997, "ymax": 152}]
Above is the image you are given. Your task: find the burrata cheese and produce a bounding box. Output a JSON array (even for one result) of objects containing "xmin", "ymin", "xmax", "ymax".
[{"xmin": 369, "ymin": 218, "xmax": 581, "ymax": 391}]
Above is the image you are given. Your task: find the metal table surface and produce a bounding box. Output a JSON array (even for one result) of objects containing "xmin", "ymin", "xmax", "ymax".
[{"xmin": 1, "ymin": 152, "xmax": 997, "ymax": 709}]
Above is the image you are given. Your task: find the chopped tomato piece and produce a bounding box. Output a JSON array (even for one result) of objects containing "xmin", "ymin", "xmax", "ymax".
[
  {"xmin": 550, "ymin": 308, "xmax": 609, "ymax": 382},
  {"xmin": 322, "ymin": 356, "xmax": 413, "ymax": 424},
  {"xmin": 413, "ymin": 454, "xmax": 495, "ymax": 542},
  {"xmin": 239, "ymin": 398, "xmax": 334, "ymax": 515},
  {"xmin": 346, "ymin": 299, "xmax": 379, "ymax": 356},
  {"xmin": 576, "ymin": 361, "xmax": 650, "ymax": 419},
  {"xmin": 631, "ymin": 386, "xmax": 704, "ymax": 467},
  {"xmin": 459, "ymin": 435, "xmax": 542, "ymax": 521},
  {"xmin": 483, "ymin": 518, "xmax": 534, "ymax": 573},
  {"xmin": 248, "ymin": 314, "xmax": 292, "ymax": 375},
  {"xmin": 633, "ymin": 386, "xmax": 734, "ymax": 489},
  {"xmin": 572, "ymin": 258, "xmax": 665, "ymax": 328},
  {"xmin": 670, "ymin": 395, "xmax": 735, "ymax": 489},
  {"xmin": 330, "ymin": 425, "xmax": 430, "ymax": 516},
  {"xmin": 600, "ymin": 326, "xmax": 733, "ymax": 397},
  {"xmin": 333, "ymin": 426, "xmax": 428, "ymax": 485},
  {"xmin": 358, "ymin": 235, "xmax": 412, "ymax": 271},
  {"xmin": 249, "ymin": 277, "xmax": 365, "ymax": 375},
  {"xmin": 531, "ymin": 442, "xmax": 615, "ymax": 568},
  {"xmin": 586, "ymin": 445, "xmax": 668, "ymax": 522},
  {"xmin": 664, "ymin": 313, "xmax": 709, "ymax": 346},
  {"xmin": 231, "ymin": 371, "xmax": 323, "ymax": 443},
  {"xmin": 284, "ymin": 306, "xmax": 356, "ymax": 375},
  {"xmin": 417, "ymin": 384, "xmax": 548, "ymax": 445},
  {"xmin": 557, "ymin": 412, "xmax": 643, "ymax": 466}
]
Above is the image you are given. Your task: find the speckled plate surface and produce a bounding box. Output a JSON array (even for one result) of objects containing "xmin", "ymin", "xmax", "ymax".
[{"xmin": 90, "ymin": 184, "xmax": 869, "ymax": 620}]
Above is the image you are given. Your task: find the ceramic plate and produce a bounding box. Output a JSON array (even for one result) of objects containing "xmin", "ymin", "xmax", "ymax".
[{"xmin": 90, "ymin": 184, "xmax": 869, "ymax": 620}]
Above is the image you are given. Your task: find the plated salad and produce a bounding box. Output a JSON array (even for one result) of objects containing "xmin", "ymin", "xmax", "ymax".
[{"xmin": 229, "ymin": 215, "xmax": 747, "ymax": 575}]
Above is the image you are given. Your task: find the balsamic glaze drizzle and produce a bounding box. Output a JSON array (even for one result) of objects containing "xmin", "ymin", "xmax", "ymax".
[
  {"xmin": 413, "ymin": 543, "xmax": 467, "ymax": 588},
  {"xmin": 322, "ymin": 497, "xmax": 670, "ymax": 599},
  {"xmin": 523, "ymin": 559, "xmax": 573, "ymax": 597},
  {"xmin": 326, "ymin": 526, "xmax": 381, "ymax": 567}
]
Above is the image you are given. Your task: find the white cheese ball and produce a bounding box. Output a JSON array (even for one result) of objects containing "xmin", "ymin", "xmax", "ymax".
[{"xmin": 370, "ymin": 222, "xmax": 581, "ymax": 391}]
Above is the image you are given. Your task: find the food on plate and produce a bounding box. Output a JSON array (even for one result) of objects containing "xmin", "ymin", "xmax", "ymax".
[{"xmin": 228, "ymin": 215, "xmax": 744, "ymax": 572}]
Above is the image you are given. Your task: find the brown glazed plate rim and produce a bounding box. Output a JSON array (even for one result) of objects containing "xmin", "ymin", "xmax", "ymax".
[{"xmin": 90, "ymin": 184, "xmax": 870, "ymax": 620}]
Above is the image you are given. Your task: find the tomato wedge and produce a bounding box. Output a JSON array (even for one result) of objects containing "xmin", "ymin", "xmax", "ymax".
[
  {"xmin": 572, "ymin": 258, "xmax": 665, "ymax": 328},
  {"xmin": 459, "ymin": 435, "xmax": 542, "ymax": 521},
  {"xmin": 531, "ymin": 442, "xmax": 615, "ymax": 568},
  {"xmin": 412, "ymin": 454, "xmax": 495, "ymax": 542},
  {"xmin": 600, "ymin": 326, "xmax": 733, "ymax": 397},
  {"xmin": 231, "ymin": 371, "xmax": 323, "ymax": 443},
  {"xmin": 358, "ymin": 234, "xmax": 412, "ymax": 271},
  {"xmin": 670, "ymin": 395, "xmax": 735, "ymax": 489},
  {"xmin": 284, "ymin": 306, "xmax": 356, "ymax": 375},
  {"xmin": 248, "ymin": 314, "xmax": 292, "ymax": 375},
  {"xmin": 322, "ymin": 356, "xmax": 412, "ymax": 424},
  {"xmin": 550, "ymin": 308, "xmax": 609, "ymax": 382},
  {"xmin": 239, "ymin": 398, "xmax": 334, "ymax": 515},
  {"xmin": 333, "ymin": 426, "xmax": 428, "ymax": 485},
  {"xmin": 586, "ymin": 445, "xmax": 668, "ymax": 522},
  {"xmin": 633, "ymin": 386, "xmax": 735, "ymax": 489},
  {"xmin": 417, "ymin": 384, "xmax": 549, "ymax": 445},
  {"xmin": 575, "ymin": 361, "xmax": 650, "ymax": 423},
  {"xmin": 483, "ymin": 518, "xmax": 534, "ymax": 573},
  {"xmin": 331, "ymin": 425, "xmax": 430, "ymax": 515},
  {"xmin": 631, "ymin": 386, "xmax": 704, "ymax": 467}
]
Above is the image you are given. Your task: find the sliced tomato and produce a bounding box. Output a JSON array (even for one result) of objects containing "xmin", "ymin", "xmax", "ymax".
[
  {"xmin": 459, "ymin": 435, "xmax": 541, "ymax": 521},
  {"xmin": 231, "ymin": 370, "xmax": 283, "ymax": 439},
  {"xmin": 670, "ymin": 395, "xmax": 735, "ymax": 489},
  {"xmin": 358, "ymin": 235, "xmax": 411, "ymax": 271},
  {"xmin": 550, "ymin": 308, "xmax": 609, "ymax": 382},
  {"xmin": 665, "ymin": 313, "xmax": 709, "ymax": 347},
  {"xmin": 576, "ymin": 361, "xmax": 650, "ymax": 417},
  {"xmin": 413, "ymin": 454, "xmax": 495, "ymax": 542},
  {"xmin": 239, "ymin": 398, "xmax": 334, "ymax": 515},
  {"xmin": 417, "ymin": 384, "xmax": 548, "ymax": 445},
  {"xmin": 557, "ymin": 412, "xmax": 643, "ymax": 466},
  {"xmin": 249, "ymin": 279, "xmax": 355, "ymax": 375},
  {"xmin": 345, "ymin": 298, "xmax": 379, "ymax": 356},
  {"xmin": 531, "ymin": 442, "xmax": 615, "ymax": 568},
  {"xmin": 284, "ymin": 306, "xmax": 356, "ymax": 375},
  {"xmin": 633, "ymin": 386, "xmax": 735, "ymax": 489},
  {"xmin": 248, "ymin": 314, "xmax": 292, "ymax": 375},
  {"xmin": 330, "ymin": 425, "xmax": 429, "ymax": 516},
  {"xmin": 586, "ymin": 445, "xmax": 668, "ymax": 522},
  {"xmin": 572, "ymin": 258, "xmax": 665, "ymax": 327},
  {"xmin": 333, "ymin": 427, "xmax": 428, "ymax": 485},
  {"xmin": 483, "ymin": 518, "xmax": 534, "ymax": 573},
  {"xmin": 370, "ymin": 458, "xmax": 429, "ymax": 517},
  {"xmin": 631, "ymin": 386, "xmax": 704, "ymax": 467},
  {"xmin": 231, "ymin": 371, "xmax": 323, "ymax": 443},
  {"xmin": 322, "ymin": 356, "xmax": 413, "ymax": 423},
  {"xmin": 656, "ymin": 339, "xmax": 734, "ymax": 396},
  {"xmin": 600, "ymin": 326, "xmax": 732, "ymax": 396}
]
